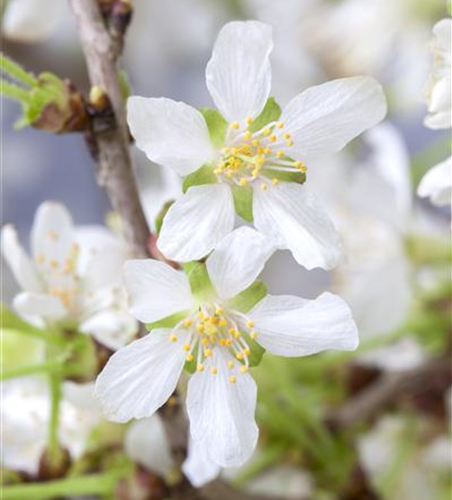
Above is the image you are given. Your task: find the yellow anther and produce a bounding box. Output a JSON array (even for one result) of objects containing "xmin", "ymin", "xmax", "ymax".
[
  {"xmin": 169, "ymin": 334, "xmax": 178, "ymax": 342},
  {"xmin": 260, "ymin": 183, "xmax": 268, "ymax": 191},
  {"xmin": 227, "ymin": 360, "xmax": 235, "ymax": 369},
  {"xmin": 215, "ymin": 307, "xmax": 223, "ymax": 315},
  {"xmin": 47, "ymin": 230, "xmax": 57, "ymax": 240},
  {"xmin": 300, "ymin": 165, "xmax": 308, "ymax": 173},
  {"xmin": 252, "ymin": 139, "xmax": 260, "ymax": 147},
  {"xmin": 269, "ymin": 134, "xmax": 277, "ymax": 142},
  {"xmin": 239, "ymin": 178, "xmax": 249, "ymax": 186},
  {"xmin": 240, "ymin": 366, "xmax": 249, "ymax": 374},
  {"xmin": 214, "ymin": 168, "xmax": 222, "ymax": 175},
  {"xmin": 49, "ymin": 259, "xmax": 59, "ymax": 269},
  {"xmin": 201, "ymin": 338, "xmax": 209, "ymax": 346},
  {"xmin": 244, "ymin": 348, "xmax": 251, "ymax": 356},
  {"xmin": 220, "ymin": 339, "xmax": 226, "ymax": 346},
  {"xmin": 186, "ymin": 353, "xmax": 194, "ymax": 362},
  {"xmin": 250, "ymin": 330, "xmax": 258, "ymax": 340},
  {"xmin": 263, "ymin": 128, "xmax": 271, "ymax": 136},
  {"xmin": 276, "ymin": 121, "xmax": 284, "ymax": 129},
  {"xmin": 197, "ymin": 363, "xmax": 205, "ymax": 372},
  {"xmin": 198, "ymin": 311, "xmax": 206, "ymax": 320},
  {"xmin": 229, "ymin": 376, "xmax": 237, "ymax": 383},
  {"xmin": 246, "ymin": 320, "xmax": 254, "ymax": 328},
  {"xmin": 183, "ymin": 318, "xmax": 193, "ymax": 327},
  {"xmin": 225, "ymin": 338, "xmax": 233, "ymax": 346},
  {"xmin": 197, "ymin": 325, "xmax": 205, "ymax": 334},
  {"xmin": 218, "ymin": 318, "xmax": 228, "ymax": 327},
  {"xmin": 277, "ymin": 150, "xmax": 285, "ymax": 158},
  {"xmin": 244, "ymin": 131, "xmax": 252, "ymax": 140},
  {"xmin": 271, "ymin": 178, "xmax": 279, "ymax": 185},
  {"xmin": 246, "ymin": 116, "xmax": 254, "ymax": 125},
  {"xmin": 264, "ymin": 147, "xmax": 271, "ymax": 155},
  {"xmin": 231, "ymin": 122, "xmax": 240, "ymax": 129},
  {"xmin": 204, "ymin": 348, "xmax": 212, "ymax": 357},
  {"xmin": 283, "ymin": 132, "xmax": 291, "ymax": 140},
  {"xmin": 286, "ymin": 139, "xmax": 294, "ymax": 147},
  {"xmin": 229, "ymin": 327, "xmax": 237, "ymax": 335},
  {"xmin": 183, "ymin": 344, "xmax": 191, "ymax": 351},
  {"xmin": 236, "ymin": 352, "xmax": 243, "ymax": 360},
  {"xmin": 210, "ymin": 367, "xmax": 218, "ymax": 375}
]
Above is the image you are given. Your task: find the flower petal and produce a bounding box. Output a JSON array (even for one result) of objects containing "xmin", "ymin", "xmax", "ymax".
[
  {"xmin": 280, "ymin": 77, "xmax": 387, "ymax": 162},
  {"xmin": 206, "ymin": 21, "xmax": 273, "ymax": 123},
  {"xmin": 206, "ymin": 227, "xmax": 274, "ymax": 299},
  {"xmin": 158, "ymin": 184, "xmax": 235, "ymax": 262},
  {"xmin": 187, "ymin": 351, "xmax": 258, "ymax": 467},
  {"xmin": 127, "ymin": 97, "xmax": 214, "ymax": 175},
  {"xmin": 124, "ymin": 259, "xmax": 194, "ymax": 323},
  {"xmin": 31, "ymin": 201, "xmax": 74, "ymax": 271},
  {"xmin": 94, "ymin": 329, "xmax": 188, "ymax": 423},
  {"xmin": 13, "ymin": 292, "xmax": 67, "ymax": 320},
  {"xmin": 253, "ymin": 182, "xmax": 342, "ymax": 270},
  {"xmin": 183, "ymin": 438, "xmax": 221, "ymax": 487},
  {"xmin": 125, "ymin": 416, "xmax": 174, "ymax": 477},
  {"xmin": 417, "ymin": 156, "xmax": 451, "ymax": 206},
  {"xmin": 1, "ymin": 225, "xmax": 41, "ymax": 292},
  {"xmin": 249, "ymin": 292, "xmax": 358, "ymax": 356}
]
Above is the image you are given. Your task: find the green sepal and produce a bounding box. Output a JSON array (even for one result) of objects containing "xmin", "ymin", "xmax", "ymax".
[
  {"xmin": 228, "ymin": 280, "xmax": 268, "ymax": 313},
  {"xmin": 146, "ymin": 311, "xmax": 189, "ymax": 331},
  {"xmin": 200, "ymin": 107, "xmax": 228, "ymax": 148},
  {"xmin": 182, "ymin": 261, "xmax": 216, "ymax": 301},
  {"xmin": 2, "ymin": 304, "xmax": 47, "ymax": 337},
  {"xmin": 184, "ymin": 344, "xmax": 199, "ymax": 374},
  {"xmin": 155, "ymin": 200, "xmax": 175, "ymax": 235},
  {"xmin": 232, "ymin": 184, "xmax": 254, "ymax": 222},
  {"xmin": 263, "ymin": 167, "xmax": 306, "ymax": 184},
  {"xmin": 241, "ymin": 330, "xmax": 265, "ymax": 367},
  {"xmin": 182, "ymin": 163, "xmax": 217, "ymax": 193},
  {"xmin": 248, "ymin": 97, "xmax": 281, "ymax": 133}
]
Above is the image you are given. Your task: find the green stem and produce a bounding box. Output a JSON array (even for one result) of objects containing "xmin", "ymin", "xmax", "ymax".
[
  {"xmin": 47, "ymin": 374, "xmax": 62, "ymax": 468},
  {"xmin": 0, "ymin": 53, "xmax": 37, "ymax": 87},
  {"xmin": 0, "ymin": 359, "xmax": 63, "ymax": 380},
  {"xmin": 3, "ymin": 327, "xmax": 66, "ymax": 346},
  {"xmin": 0, "ymin": 79, "xmax": 31, "ymax": 102},
  {"xmin": 2, "ymin": 471, "xmax": 125, "ymax": 500}
]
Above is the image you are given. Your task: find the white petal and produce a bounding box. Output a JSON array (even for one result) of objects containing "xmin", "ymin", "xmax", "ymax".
[
  {"xmin": 417, "ymin": 157, "xmax": 451, "ymax": 206},
  {"xmin": 206, "ymin": 227, "xmax": 274, "ymax": 299},
  {"xmin": 31, "ymin": 201, "xmax": 74, "ymax": 270},
  {"xmin": 127, "ymin": 97, "xmax": 214, "ymax": 175},
  {"xmin": 1, "ymin": 225, "xmax": 41, "ymax": 292},
  {"xmin": 123, "ymin": 259, "xmax": 194, "ymax": 323},
  {"xmin": 206, "ymin": 21, "xmax": 273, "ymax": 123},
  {"xmin": 187, "ymin": 351, "xmax": 258, "ymax": 467},
  {"xmin": 183, "ymin": 438, "xmax": 221, "ymax": 487},
  {"xmin": 280, "ymin": 77, "xmax": 387, "ymax": 162},
  {"xmin": 13, "ymin": 292, "xmax": 67, "ymax": 320},
  {"xmin": 94, "ymin": 329, "xmax": 188, "ymax": 423},
  {"xmin": 125, "ymin": 416, "xmax": 174, "ymax": 477},
  {"xmin": 158, "ymin": 184, "xmax": 235, "ymax": 262},
  {"xmin": 79, "ymin": 310, "xmax": 137, "ymax": 351},
  {"xmin": 2, "ymin": 0, "xmax": 64, "ymax": 42},
  {"xmin": 249, "ymin": 292, "xmax": 358, "ymax": 357},
  {"xmin": 253, "ymin": 182, "xmax": 342, "ymax": 270}
]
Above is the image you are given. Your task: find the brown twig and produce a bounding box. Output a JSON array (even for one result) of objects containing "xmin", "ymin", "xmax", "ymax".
[{"xmin": 68, "ymin": 0, "xmax": 149, "ymax": 259}]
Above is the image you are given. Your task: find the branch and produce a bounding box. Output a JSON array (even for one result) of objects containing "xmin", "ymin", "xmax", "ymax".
[
  {"xmin": 68, "ymin": 0, "xmax": 149, "ymax": 258},
  {"xmin": 328, "ymin": 357, "xmax": 450, "ymax": 430}
]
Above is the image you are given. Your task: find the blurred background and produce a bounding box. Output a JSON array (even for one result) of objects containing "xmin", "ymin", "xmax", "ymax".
[{"xmin": 1, "ymin": 0, "xmax": 451, "ymax": 499}]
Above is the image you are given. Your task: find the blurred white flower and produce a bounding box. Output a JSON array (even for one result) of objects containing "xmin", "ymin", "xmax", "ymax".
[
  {"xmin": 0, "ymin": 377, "xmax": 99, "ymax": 475},
  {"xmin": 1, "ymin": 202, "xmax": 137, "ymax": 350},
  {"xmin": 128, "ymin": 20, "xmax": 386, "ymax": 267},
  {"xmin": 1, "ymin": 0, "xmax": 64, "ymax": 43},
  {"xmin": 424, "ymin": 18, "xmax": 452, "ymax": 130},
  {"xmin": 417, "ymin": 156, "xmax": 452, "ymax": 206},
  {"xmin": 95, "ymin": 227, "xmax": 358, "ymax": 468}
]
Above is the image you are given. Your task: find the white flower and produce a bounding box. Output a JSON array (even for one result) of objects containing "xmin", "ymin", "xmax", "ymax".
[
  {"xmin": 94, "ymin": 227, "xmax": 358, "ymax": 468},
  {"xmin": 127, "ymin": 20, "xmax": 387, "ymax": 269},
  {"xmin": 1, "ymin": 201, "xmax": 137, "ymax": 350},
  {"xmin": 417, "ymin": 156, "xmax": 452, "ymax": 207},
  {"xmin": 0, "ymin": 377, "xmax": 99, "ymax": 475},
  {"xmin": 424, "ymin": 18, "xmax": 452, "ymax": 130},
  {"xmin": 2, "ymin": 0, "xmax": 64, "ymax": 43}
]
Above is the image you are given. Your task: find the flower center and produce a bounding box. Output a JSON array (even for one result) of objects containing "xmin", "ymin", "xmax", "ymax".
[
  {"xmin": 214, "ymin": 118, "xmax": 307, "ymax": 190},
  {"xmin": 167, "ymin": 303, "xmax": 258, "ymax": 382}
]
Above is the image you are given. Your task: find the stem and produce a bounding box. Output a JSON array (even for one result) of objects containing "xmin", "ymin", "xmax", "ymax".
[
  {"xmin": 2, "ymin": 471, "xmax": 124, "ymax": 500},
  {"xmin": 0, "ymin": 359, "xmax": 63, "ymax": 380},
  {"xmin": 0, "ymin": 79, "xmax": 30, "ymax": 102},
  {"xmin": 47, "ymin": 374, "xmax": 62, "ymax": 468},
  {"xmin": 0, "ymin": 54, "xmax": 38, "ymax": 87}
]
